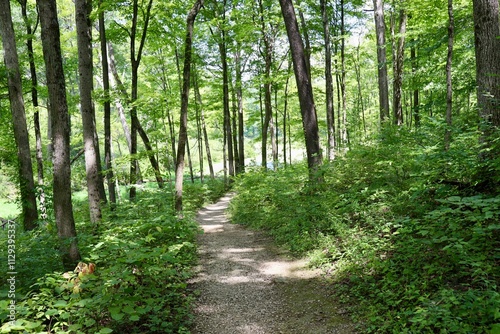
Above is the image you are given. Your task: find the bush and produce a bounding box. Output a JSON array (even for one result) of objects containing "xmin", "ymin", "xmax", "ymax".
[
  {"xmin": 0, "ymin": 179, "xmax": 226, "ymax": 333},
  {"xmin": 229, "ymin": 127, "xmax": 500, "ymax": 333}
]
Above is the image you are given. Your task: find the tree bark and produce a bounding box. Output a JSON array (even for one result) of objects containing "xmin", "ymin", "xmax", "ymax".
[
  {"xmin": 193, "ymin": 66, "xmax": 215, "ymax": 179},
  {"xmin": 472, "ymin": 0, "xmax": 500, "ymax": 129},
  {"xmin": 321, "ymin": 0, "xmax": 336, "ymax": 161},
  {"xmin": 373, "ymin": 0, "xmax": 390, "ymax": 123},
  {"xmin": 18, "ymin": 0, "xmax": 46, "ymax": 221},
  {"xmin": 279, "ymin": 0, "xmax": 323, "ymax": 179},
  {"xmin": 76, "ymin": 0, "xmax": 103, "ymax": 223},
  {"xmin": 0, "ymin": 0, "xmax": 39, "ymax": 231},
  {"xmin": 37, "ymin": 0, "xmax": 80, "ymax": 268},
  {"xmin": 392, "ymin": 4, "xmax": 407, "ymax": 126},
  {"xmin": 444, "ymin": 0, "xmax": 454, "ymax": 151},
  {"xmin": 175, "ymin": 0, "xmax": 204, "ymax": 212},
  {"xmin": 98, "ymin": 0, "xmax": 117, "ymax": 207}
]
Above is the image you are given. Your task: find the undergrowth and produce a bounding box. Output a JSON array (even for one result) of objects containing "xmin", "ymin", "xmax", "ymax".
[
  {"xmin": 0, "ymin": 178, "xmax": 227, "ymax": 333},
  {"xmin": 229, "ymin": 127, "xmax": 500, "ymax": 333}
]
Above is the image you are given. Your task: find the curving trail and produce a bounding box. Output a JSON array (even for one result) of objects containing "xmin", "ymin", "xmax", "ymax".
[{"xmin": 189, "ymin": 194, "xmax": 356, "ymax": 334}]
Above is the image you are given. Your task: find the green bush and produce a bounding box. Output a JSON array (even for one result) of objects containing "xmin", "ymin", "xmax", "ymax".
[
  {"xmin": 0, "ymin": 179, "xmax": 226, "ymax": 333},
  {"xmin": 229, "ymin": 127, "xmax": 500, "ymax": 333}
]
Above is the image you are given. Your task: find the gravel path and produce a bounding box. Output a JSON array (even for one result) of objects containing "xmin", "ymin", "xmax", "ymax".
[{"xmin": 189, "ymin": 194, "xmax": 356, "ymax": 334}]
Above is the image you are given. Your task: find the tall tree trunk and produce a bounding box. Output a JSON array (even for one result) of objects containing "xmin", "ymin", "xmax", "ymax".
[
  {"xmin": 279, "ymin": 0, "xmax": 323, "ymax": 179},
  {"xmin": 321, "ymin": 0, "xmax": 336, "ymax": 161},
  {"xmin": 235, "ymin": 43, "xmax": 245, "ymax": 173},
  {"xmin": 194, "ymin": 66, "xmax": 215, "ymax": 179},
  {"xmin": 472, "ymin": 0, "xmax": 500, "ymax": 187},
  {"xmin": 283, "ymin": 61, "xmax": 291, "ymax": 166},
  {"xmin": 129, "ymin": 0, "xmax": 154, "ymax": 200},
  {"xmin": 373, "ymin": 0, "xmax": 390, "ymax": 123},
  {"xmin": 472, "ymin": 0, "xmax": 500, "ymax": 131},
  {"xmin": 218, "ymin": 28, "xmax": 234, "ymax": 178},
  {"xmin": 444, "ymin": 0, "xmax": 454, "ymax": 151},
  {"xmin": 0, "ymin": 0, "xmax": 39, "ymax": 231},
  {"xmin": 392, "ymin": 3, "xmax": 407, "ymax": 126},
  {"xmin": 411, "ymin": 44, "xmax": 420, "ymax": 127},
  {"xmin": 257, "ymin": 0, "xmax": 273, "ymax": 170},
  {"xmin": 175, "ymin": 0, "xmax": 203, "ymax": 212},
  {"xmin": 231, "ymin": 79, "xmax": 240, "ymax": 173},
  {"xmin": 37, "ymin": 0, "xmax": 80, "ymax": 268},
  {"xmin": 76, "ymin": 0, "xmax": 103, "ymax": 223},
  {"xmin": 195, "ymin": 91, "xmax": 204, "ymax": 182},
  {"xmin": 340, "ymin": 0, "xmax": 348, "ymax": 144},
  {"xmin": 18, "ymin": 0, "xmax": 47, "ymax": 221},
  {"xmin": 98, "ymin": 0, "xmax": 117, "ymax": 207}
]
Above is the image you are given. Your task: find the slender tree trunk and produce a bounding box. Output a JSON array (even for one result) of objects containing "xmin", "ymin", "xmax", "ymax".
[
  {"xmin": 219, "ymin": 33, "xmax": 235, "ymax": 178},
  {"xmin": 257, "ymin": 0, "xmax": 273, "ymax": 170},
  {"xmin": 107, "ymin": 42, "xmax": 132, "ymax": 150},
  {"xmin": 235, "ymin": 43, "xmax": 245, "ymax": 173},
  {"xmin": 321, "ymin": 0, "xmax": 336, "ymax": 161},
  {"xmin": 279, "ymin": 0, "xmax": 323, "ymax": 179},
  {"xmin": 129, "ymin": 0, "xmax": 154, "ymax": 200},
  {"xmin": 340, "ymin": 0, "xmax": 348, "ymax": 144},
  {"xmin": 411, "ymin": 44, "xmax": 420, "ymax": 127},
  {"xmin": 195, "ymin": 92, "xmax": 204, "ymax": 182},
  {"xmin": 18, "ymin": 0, "xmax": 47, "ymax": 221},
  {"xmin": 444, "ymin": 0, "xmax": 454, "ymax": 151},
  {"xmin": 373, "ymin": 0, "xmax": 390, "ymax": 123},
  {"xmin": 37, "ymin": 0, "xmax": 80, "ymax": 268},
  {"xmin": 231, "ymin": 79, "xmax": 240, "ymax": 173},
  {"xmin": 98, "ymin": 0, "xmax": 116, "ymax": 207},
  {"xmin": 194, "ymin": 66, "xmax": 215, "ymax": 178},
  {"xmin": 0, "ymin": 0, "xmax": 39, "ymax": 231},
  {"xmin": 355, "ymin": 43, "xmax": 367, "ymax": 136},
  {"xmin": 76, "ymin": 0, "xmax": 102, "ymax": 223},
  {"xmin": 283, "ymin": 62, "xmax": 291, "ymax": 166},
  {"xmin": 392, "ymin": 3, "xmax": 407, "ymax": 126},
  {"xmin": 175, "ymin": 0, "xmax": 203, "ymax": 212}
]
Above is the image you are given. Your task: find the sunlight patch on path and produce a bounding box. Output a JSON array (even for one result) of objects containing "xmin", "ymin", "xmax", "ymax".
[{"xmin": 189, "ymin": 193, "xmax": 355, "ymax": 334}]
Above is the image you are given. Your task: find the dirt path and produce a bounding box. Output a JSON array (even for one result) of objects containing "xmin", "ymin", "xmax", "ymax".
[{"xmin": 189, "ymin": 194, "xmax": 356, "ymax": 334}]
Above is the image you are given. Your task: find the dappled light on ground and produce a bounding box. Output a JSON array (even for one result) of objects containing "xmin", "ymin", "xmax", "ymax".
[{"xmin": 189, "ymin": 194, "xmax": 355, "ymax": 334}]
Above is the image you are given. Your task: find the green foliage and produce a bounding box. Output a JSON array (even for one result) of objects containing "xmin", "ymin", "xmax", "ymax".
[
  {"xmin": 229, "ymin": 126, "xmax": 500, "ymax": 333},
  {"xmin": 0, "ymin": 179, "xmax": 225, "ymax": 333}
]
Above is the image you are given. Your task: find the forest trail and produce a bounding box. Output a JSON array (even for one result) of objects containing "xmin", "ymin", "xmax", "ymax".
[{"xmin": 189, "ymin": 194, "xmax": 356, "ymax": 334}]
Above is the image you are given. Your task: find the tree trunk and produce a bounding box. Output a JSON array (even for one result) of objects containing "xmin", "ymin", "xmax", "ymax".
[
  {"xmin": 37, "ymin": 0, "xmax": 80, "ymax": 268},
  {"xmin": 472, "ymin": 0, "xmax": 500, "ymax": 186},
  {"xmin": 373, "ymin": 0, "xmax": 390, "ymax": 123},
  {"xmin": 472, "ymin": 0, "xmax": 500, "ymax": 130},
  {"xmin": 194, "ymin": 66, "xmax": 215, "ymax": 179},
  {"xmin": 235, "ymin": 43, "xmax": 245, "ymax": 173},
  {"xmin": 257, "ymin": 0, "xmax": 273, "ymax": 170},
  {"xmin": 98, "ymin": 0, "xmax": 117, "ymax": 207},
  {"xmin": 321, "ymin": 0, "xmax": 336, "ymax": 161},
  {"xmin": 218, "ymin": 32, "xmax": 235, "ymax": 178},
  {"xmin": 175, "ymin": 0, "xmax": 204, "ymax": 212},
  {"xmin": 18, "ymin": 0, "xmax": 47, "ymax": 221},
  {"xmin": 444, "ymin": 0, "xmax": 454, "ymax": 151},
  {"xmin": 392, "ymin": 4, "xmax": 407, "ymax": 126},
  {"xmin": 411, "ymin": 44, "xmax": 420, "ymax": 127},
  {"xmin": 279, "ymin": 0, "xmax": 323, "ymax": 179},
  {"xmin": 129, "ymin": 0, "xmax": 154, "ymax": 200},
  {"xmin": 76, "ymin": 0, "xmax": 103, "ymax": 223},
  {"xmin": 0, "ymin": 0, "xmax": 39, "ymax": 231},
  {"xmin": 340, "ymin": 0, "xmax": 348, "ymax": 144}
]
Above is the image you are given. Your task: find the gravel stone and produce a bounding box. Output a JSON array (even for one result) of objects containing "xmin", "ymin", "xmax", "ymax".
[{"xmin": 189, "ymin": 194, "xmax": 357, "ymax": 334}]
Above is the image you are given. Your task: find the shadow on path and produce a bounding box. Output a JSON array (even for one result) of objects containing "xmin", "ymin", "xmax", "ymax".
[{"xmin": 189, "ymin": 194, "xmax": 356, "ymax": 334}]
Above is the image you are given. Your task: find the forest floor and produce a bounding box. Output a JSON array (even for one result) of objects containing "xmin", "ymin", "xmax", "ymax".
[{"xmin": 188, "ymin": 194, "xmax": 357, "ymax": 334}]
